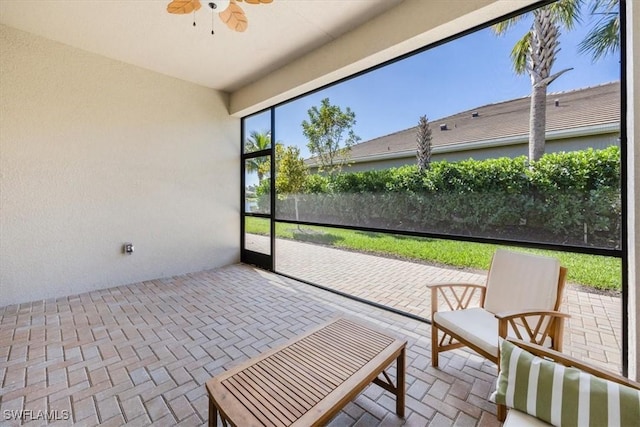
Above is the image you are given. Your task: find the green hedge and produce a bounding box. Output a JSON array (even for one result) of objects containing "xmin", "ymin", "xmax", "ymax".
[{"xmin": 267, "ymin": 147, "xmax": 621, "ymax": 249}]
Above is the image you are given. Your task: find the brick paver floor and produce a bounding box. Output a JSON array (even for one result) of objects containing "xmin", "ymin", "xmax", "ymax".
[
  {"xmin": 0, "ymin": 234, "xmax": 623, "ymax": 426},
  {"xmin": 1, "ymin": 264, "xmax": 503, "ymax": 426}
]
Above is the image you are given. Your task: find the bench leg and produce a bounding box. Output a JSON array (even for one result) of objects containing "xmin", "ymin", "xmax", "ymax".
[{"xmin": 396, "ymin": 347, "xmax": 406, "ymax": 417}]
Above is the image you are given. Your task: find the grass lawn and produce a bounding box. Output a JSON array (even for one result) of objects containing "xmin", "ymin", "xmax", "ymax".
[{"xmin": 245, "ymin": 217, "xmax": 621, "ymax": 292}]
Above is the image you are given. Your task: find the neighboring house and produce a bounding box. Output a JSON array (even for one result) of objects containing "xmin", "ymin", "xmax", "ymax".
[{"xmin": 309, "ymin": 82, "xmax": 620, "ymax": 172}]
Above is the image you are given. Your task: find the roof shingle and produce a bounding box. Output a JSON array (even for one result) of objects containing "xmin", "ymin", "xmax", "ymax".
[{"xmin": 345, "ymin": 82, "xmax": 620, "ymax": 161}]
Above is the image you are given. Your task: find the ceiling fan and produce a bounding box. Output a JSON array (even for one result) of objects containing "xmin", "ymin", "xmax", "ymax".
[{"xmin": 167, "ymin": 0, "xmax": 273, "ymax": 33}]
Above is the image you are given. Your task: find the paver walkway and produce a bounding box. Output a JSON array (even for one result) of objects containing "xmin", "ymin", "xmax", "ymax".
[{"xmin": 250, "ymin": 234, "xmax": 622, "ymax": 373}]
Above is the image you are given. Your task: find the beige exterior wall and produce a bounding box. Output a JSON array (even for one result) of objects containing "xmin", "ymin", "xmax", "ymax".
[
  {"xmin": 0, "ymin": 26, "xmax": 240, "ymax": 306},
  {"xmin": 440, "ymin": 133, "xmax": 620, "ymax": 162},
  {"xmin": 341, "ymin": 133, "xmax": 621, "ymax": 172}
]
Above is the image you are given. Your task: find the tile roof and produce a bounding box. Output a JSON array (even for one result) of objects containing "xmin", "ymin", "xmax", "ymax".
[{"xmin": 344, "ymin": 82, "xmax": 620, "ymax": 162}]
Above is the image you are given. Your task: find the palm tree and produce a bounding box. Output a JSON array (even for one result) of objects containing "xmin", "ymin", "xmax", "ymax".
[
  {"xmin": 244, "ymin": 130, "xmax": 271, "ymax": 182},
  {"xmin": 493, "ymin": 0, "xmax": 582, "ymax": 162},
  {"xmin": 579, "ymin": 0, "xmax": 619, "ymax": 61}
]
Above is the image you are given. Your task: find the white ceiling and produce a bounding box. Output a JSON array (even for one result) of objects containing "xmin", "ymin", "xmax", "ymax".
[{"xmin": 0, "ymin": 0, "xmax": 404, "ymax": 92}]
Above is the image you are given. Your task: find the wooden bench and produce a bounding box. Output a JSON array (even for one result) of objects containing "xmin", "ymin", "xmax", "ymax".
[{"xmin": 205, "ymin": 318, "xmax": 407, "ymax": 427}]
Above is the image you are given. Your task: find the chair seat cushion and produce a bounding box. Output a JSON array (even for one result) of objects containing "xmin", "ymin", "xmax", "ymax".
[
  {"xmin": 435, "ymin": 308, "xmax": 500, "ymax": 357},
  {"xmin": 434, "ymin": 308, "xmax": 552, "ymax": 358}
]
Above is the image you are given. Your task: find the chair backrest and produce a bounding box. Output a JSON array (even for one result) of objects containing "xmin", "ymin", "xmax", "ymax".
[{"xmin": 483, "ymin": 249, "xmax": 562, "ymax": 315}]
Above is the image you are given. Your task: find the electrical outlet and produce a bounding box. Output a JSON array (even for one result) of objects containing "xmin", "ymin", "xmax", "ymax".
[{"xmin": 123, "ymin": 243, "xmax": 134, "ymax": 254}]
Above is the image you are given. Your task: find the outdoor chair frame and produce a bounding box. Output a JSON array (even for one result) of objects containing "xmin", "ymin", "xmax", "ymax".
[{"xmin": 428, "ymin": 249, "xmax": 569, "ymax": 367}]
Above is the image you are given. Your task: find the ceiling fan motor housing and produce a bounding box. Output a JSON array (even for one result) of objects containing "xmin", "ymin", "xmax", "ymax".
[{"xmin": 209, "ymin": 1, "xmax": 230, "ymax": 11}]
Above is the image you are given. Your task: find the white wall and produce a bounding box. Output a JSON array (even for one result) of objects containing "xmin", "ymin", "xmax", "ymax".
[{"xmin": 0, "ymin": 25, "xmax": 240, "ymax": 307}]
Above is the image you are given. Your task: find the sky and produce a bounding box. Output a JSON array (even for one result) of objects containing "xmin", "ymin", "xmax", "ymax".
[{"xmin": 243, "ymin": 2, "xmax": 620, "ymax": 161}]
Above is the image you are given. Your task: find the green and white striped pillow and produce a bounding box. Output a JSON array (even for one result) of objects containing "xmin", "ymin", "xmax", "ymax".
[{"xmin": 491, "ymin": 340, "xmax": 640, "ymax": 427}]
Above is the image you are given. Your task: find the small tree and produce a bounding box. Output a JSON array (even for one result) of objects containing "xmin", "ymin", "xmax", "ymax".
[
  {"xmin": 416, "ymin": 115, "xmax": 433, "ymax": 173},
  {"xmin": 276, "ymin": 145, "xmax": 308, "ymax": 227},
  {"xmin": 302, "ymin": 98, "xmax": 360, "ymax": 174}
]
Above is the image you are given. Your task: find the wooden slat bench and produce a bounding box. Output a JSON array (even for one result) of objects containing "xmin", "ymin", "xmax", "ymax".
[{"xmin": 205, "ymin": 318, "xmax": 407, "ymax": 427}]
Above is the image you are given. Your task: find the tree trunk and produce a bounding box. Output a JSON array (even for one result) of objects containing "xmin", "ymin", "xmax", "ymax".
[
  {"xmin": 529, "ymin": 82, "xmax": 548, "ymax": 162},
  {"xmin": 416, "ymin": 115, "xmax": 432, "ymax": 173},
  {"xmin": 526, "ymin": 8, "xmax": 557, "ymax": 163}
]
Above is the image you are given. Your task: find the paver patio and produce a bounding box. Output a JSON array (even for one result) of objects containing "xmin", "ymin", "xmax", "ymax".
[
  {"xmin": 0, "ymin": 237, "xmax": 623, "ymax": 426},
  {"xmin": 268, "ymin": 235, "xmax": 622, "ymax": 373},
  {"xmin": 2, "ymin": 264, "xmax": 503, "ymax": 426}
]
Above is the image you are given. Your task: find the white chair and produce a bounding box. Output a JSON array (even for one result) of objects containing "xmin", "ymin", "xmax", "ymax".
[{"xmin": 428, "ymin": 249, "xmax": 568, "ymax": 368}]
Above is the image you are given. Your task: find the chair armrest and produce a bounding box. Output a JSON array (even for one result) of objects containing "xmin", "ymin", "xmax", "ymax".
[
  {"xmin": 495, "ymin": 309, "xmax": 570, "ymax": 320},
  {"xmin": 495, "ymin": 310, "xmax": 570, "ymax": 348},
  {"xmin": 429, "ymin": 283, "xmax": 486, "ymax": 315},
  {"xmin": 426, "ymin": 282, "xmax": 485, "ymax": 290}
]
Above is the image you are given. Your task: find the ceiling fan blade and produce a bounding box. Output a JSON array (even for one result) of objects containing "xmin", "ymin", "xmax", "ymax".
[
  {"xmin": 219, "ymin": 1, "xmax": 248, "ymax": 32},
  {"xmin": 167, "ymin": 0, "xmax": 202, "ymax": 14}
]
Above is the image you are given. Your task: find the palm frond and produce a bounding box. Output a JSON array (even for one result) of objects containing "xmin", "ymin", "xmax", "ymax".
[
  {"xmin": 579, "ymin": 0, "xmax": 619, "ymax": 61},
  {"xmin": 245, "ymin": 130, "xmax": 271, "ymax": 152},
  {"xmin": 491, "ymin": 15, "xmax": 524, "ymax": 36},
  {"xmin": 511, "ymin": 33, "xmax": 531, "ymax": 75},
  {"xmin": 547, "ymin": 0, "xmax": 582, "ymax": 30},
  {"xmin": 578, "ymin": 15, "xmax": 619, "ymax": 61},
  {"xmin": 587, "ymin": 0, "xmax": 618, "ymax": 15}
]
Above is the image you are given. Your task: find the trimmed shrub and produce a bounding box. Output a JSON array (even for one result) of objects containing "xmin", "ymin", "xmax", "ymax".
[{"xmin": 274, "ymin": 147, "xmax": 620, "ymax": 249}]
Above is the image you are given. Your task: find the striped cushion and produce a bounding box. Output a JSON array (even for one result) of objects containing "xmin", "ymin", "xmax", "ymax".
[{"xmin": 491, "ymin": 340, "xmax": 640, "ymax": 427}]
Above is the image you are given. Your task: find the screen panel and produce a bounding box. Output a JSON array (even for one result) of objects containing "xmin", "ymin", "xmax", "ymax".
[{"xmin": 272, "ymin": 1, "xmax": 621, "ymax": 252}]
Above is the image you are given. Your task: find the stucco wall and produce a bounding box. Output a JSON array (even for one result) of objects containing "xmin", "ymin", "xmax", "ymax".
[{"xmin": 0, "ymin": 25, "xmax": 240, "ymax": 307}]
